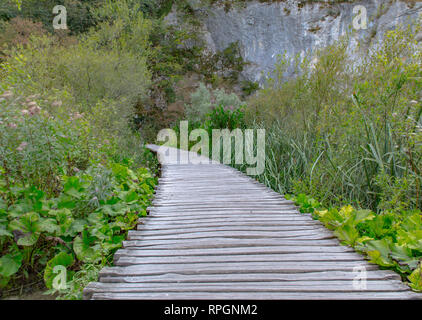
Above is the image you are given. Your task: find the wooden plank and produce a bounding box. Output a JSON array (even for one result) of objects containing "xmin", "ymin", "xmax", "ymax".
[
  {"xmin": 114, "ymin": 246, "xmax": 356, "ymax": 259},
  {"xmin": 137, "ymin": 220, "xmax": 323, "ymax": 228},
  {"xmin": 153, "ymin": 195, "xmax": 284, "ymax": 200},
  {"xmin": 89, "ymin": 291, "xmax": 419, "ymax": 300},
  {"xmin": 143, "ymin": 216, "xmax": 315, "ymax": 223},
  {"xmin": 153, "ymin": 194, "xmax": 284, "ymax": 199},
  {"xmin": 134, "ymin": 225, "xmax": 326, "ymax": 234},
  {"xmin": 122, "ymin": 238, "xmax": 342, "ymax": 249},
  {"xmin": 99, "ymin": 262, "xmax": 381, "ymax": 277},
  {"xmin": 152, "ymin": 199, "xmax": 289, "ymax": 205},
  {"xmin": 146, "ymin": 212, "xmax": 304, "ymax": 218},
  {"xmin": 147, "ymin": 209, "xmax": 302, "ymax": 215},
  {"xmin": 85, "ymin": 280, "xmax": 410, "ymax": 295},
  {"xmin": 114, "ymin": 253, "xmax": 365, "ymax": 266},
  {"xmin": 127, "ymin": 230, "xmax": 334, "ymax": 240},
  {"xmin": 149, "ymin": 205, "xmax": 298, "ymax": 210},
  {"xmin": 155, "ymin": 185, "xmax": 280, "ymax": 190},
  {"xmin": 148, "ymin": 207, "xmax": 303, "ymax": 213},
  {"xmin": 155, "ymin": 187, "xmax": 279, "ymax": 193},
  {"xmin": 99, "ymin": 270, "xmax": 401, "ymax": 283},
  {"xmin": 127, "ymin": 234, "xmax": 334, "ymax": 241}
]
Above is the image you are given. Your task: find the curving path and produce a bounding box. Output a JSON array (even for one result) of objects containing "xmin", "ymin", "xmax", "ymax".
[{"xmin": 83, "ymin": 145, "xmax": 420, "ymax": 300}]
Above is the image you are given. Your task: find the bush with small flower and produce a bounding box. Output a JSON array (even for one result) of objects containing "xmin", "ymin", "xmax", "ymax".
[{"xmin": 0, "ymin": 84, "xmax": 157, "ymax": 299}]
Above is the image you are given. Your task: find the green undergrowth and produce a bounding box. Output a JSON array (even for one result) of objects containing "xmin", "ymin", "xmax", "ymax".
[
  {"xmin": 0, "ymin": 87, "xmax": 157, "ymax": 299},
  {"xmin": 0, "ymin": 0, "xmax": 162, "ymax": 299},
  {"xmin": 286, "ymin": 193, "xmax": 422, "ymax": 292}
]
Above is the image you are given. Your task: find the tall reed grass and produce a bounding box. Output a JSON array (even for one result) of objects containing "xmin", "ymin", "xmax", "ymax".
[{"xmin": 240, "ymin": 24, "xmax": 422, "ymax": 212}]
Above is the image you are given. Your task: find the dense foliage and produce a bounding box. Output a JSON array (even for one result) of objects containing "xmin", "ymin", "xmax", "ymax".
[
  {"xmin": 0, "ymin": 83, "xmax": 157, "ymax": 300},
  {"xmin": 1, "ymin": 0, "xmax": 102, "ymax": 34},
  {"xmin": 248, "ymin": 25, "xmax": 422, "ymax": 212},
  {"xmin": 0, "ymin": 0, "xmax": 159, "ymax": 299},
  {"xmin": 287, "ymin": 193, "xmax": 422, "ymax": 291}
]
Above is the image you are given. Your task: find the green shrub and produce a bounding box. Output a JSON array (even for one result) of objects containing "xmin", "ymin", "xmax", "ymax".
[
  {"xmin": 198, "ymin": 41, "xmax": 246, "ymax": 84},
  {"xmin": 241, "ymin": 80, "xmax": 259, "ymax": 96},
  {"xmin": 247, "ymin": 23, "xmax": 422, "ymax": 211},
  {"xmin": 289, "ymin": 193, "xmax": 422, "ymax": 290},
  {"xmin": 0, "ymin": 85, "xmax": 157, "ymax": 299},
  {"xmin": 185, "ymin": 83, "xmax": 212, "ymax": 123},
  {"xmin": 185, "ymin": 82, "xmax": 244, "ymax": 124},
  {"xmin": 205, "ymin": 104, "xmax": 246, "ymax": 131},
  {"xmin": 1, "ymin": 0, "xmax": 101, "ymax": 34},
  {"xmin": 0, "ymin": 0, "xmax": 158, "ymax": 299},
  {"xmin": 0, "ymin": 92, "xmax": 90, "ymax": 196},
  {"xmin": 0, "ymin": 17, "xmax": 46, "ymax": 51},
  {"xmin": 214, "ymin": 87, "xmax": 243, "ymax": 109}
]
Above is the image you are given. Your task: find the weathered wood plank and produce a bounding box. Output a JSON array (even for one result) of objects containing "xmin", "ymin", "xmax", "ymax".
[
  {"xmin": 146, "ymin": 209, "xmax": 303, "ymax": 216},
  {"xmin": 142, "ymin": 216, "xmax": 315, "ymax": 223},
  {"xmin": 127, "ymin": 230, "xmax": 335, "ymax": 241},
  {"xmin": 89, "ymin": 291, "xmax": 419, "ymax": 300},
  {"xmin": 134, "ymin": 225, "xmax": 327, "ymax": 234},
  {"xmin": 147, "ymin": 208, "xmax": 302, "ymax": 214},
  {"xmin": 146, "ymin": 212, "xmax": 304, "ymax": 218},
  {"xmin": 138, "ymin": 220, "xmax": 323, "ymax": 228},
  {"xmin": 114, "ymin": 246, "xmax": 356, "ymax": 259},
  {"xmin": 99, "ymin": 270, "xmax": 401, "ymax": 283},
  {"xmin": 99, "ymin": 262, "xmax": 381, "ymax": 278},
  {"xmin": 85, "ymin": 280, "xmax": 409, "ymax": 295},
  {"xmin": 122, "ymin": 238, "xmax": 342, "ymax": 249},
  {"xmin": 114, "ymin": 253, "xmax": 365, "ymax": 266}
]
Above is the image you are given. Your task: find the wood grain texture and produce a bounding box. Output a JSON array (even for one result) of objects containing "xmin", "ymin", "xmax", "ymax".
[{"xmin": 83, "ymin": 145, "xmax": 420, "ymax": 300}]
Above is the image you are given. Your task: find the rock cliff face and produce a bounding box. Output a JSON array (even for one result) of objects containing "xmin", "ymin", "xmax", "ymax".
[{"xmin": 177, "ymin": 0, "xmax": 422, "ymax": 83}]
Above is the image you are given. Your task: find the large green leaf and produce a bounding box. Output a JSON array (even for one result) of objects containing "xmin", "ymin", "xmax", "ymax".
[
  {"xmin": 0, "ymin": 252, "xmax": 23, "ymax": 278},
  {"xmin": 390, "ymin": 244, "xmax": 421, "ymax": 272},
  {"xmin": 319, "ymin": 208, "xmax": 345, "ymax": 230},
  {"xmin": 401, "ymin": 212, "xmax": 422, "ymax": 232},
  {"xmin": 0, "ymin": 225, "xmax": 12, "ymax": 237},
  {"xmin": 352, "ymin": 210, "xmax": 375, "ymax": 225},
  {"xmin": 17, "ymin": 233, "xmax": 39, "ymax": 246},
  {"xmin": 408, "ymin": 264, "xmax": 422, "ymax": 292},
  {"xmin": 65, "ymin": 219, "xmax": 87, "ymax": 237},
  {"xmin": 397, "ymin": 229, "xmax": 422, "ymax": 251},
  {"xmin": 122, "ymin": 190, "xmax": 139, "ymax": 204},
  {"xmin": 111, "ymin": 163, "xmax": 137, "ymax": 183},
  {"xmin": 334, "ymin": 222, "xmax": 360, "ymax": 246},
  {"xmin": 365, "ymin": 238, "xmax": 395, "ymax": 267},
  {"xmin": 73, "ymin": 230, "xmax": 101, "ymax": 263},
  {"xmin": 44, "ymin": 252, "xmax": 74, "ymax": 290},
  {"xmin": 101, "ymin": 202, "xmax": 127, "ymax": 217},
  {"xmin": 56, "ymin": 195, "xmax": 77, "ymax": 209},
  {"xmin": 55, "ymin": 209, "xmax": 74, "ymax": 235},
  {"xmin": 62, "ymin": 176, "xmax": 89, "ymax": 199},
  {"xmin": 9, "ymin": 212, "xmax": 41, "ymax": 233},
  {"xmin": 9, "ymin": 212, "xmax": 41, "ymax": 246},
  {"xmin": 363, "ymin": 213, "xmax": 395, "ymax": 239},
  {"xmin": 39, "ymin": 218, "xmax": 60, "ymax": 234}
]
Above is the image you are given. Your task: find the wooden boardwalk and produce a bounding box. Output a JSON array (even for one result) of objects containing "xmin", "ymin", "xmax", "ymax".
[{"xmin": 83, "ymin": 145, "xmax": 420, "ymax": 300}]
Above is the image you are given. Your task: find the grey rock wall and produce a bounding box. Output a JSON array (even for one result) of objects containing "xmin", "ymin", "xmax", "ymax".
[{"xmin": 180, "ymin": 0, "xmax": 422, "ymax": 83}]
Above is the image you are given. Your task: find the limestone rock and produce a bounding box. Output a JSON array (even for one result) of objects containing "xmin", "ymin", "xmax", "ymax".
[{"xmin": 173, "ymin": 0, "xmax": 421, "ymax": 84}]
